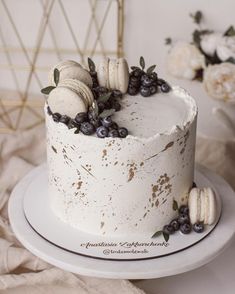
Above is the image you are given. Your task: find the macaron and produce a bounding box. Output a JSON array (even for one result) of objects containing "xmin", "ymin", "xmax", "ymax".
[
  {"xmin": 188, "ymin": 187, "xmax": 217, "ymax": 225},
  {"xmin": 97, "ymin": 58, "xmax": 129, "ymax": 93},
  {"xmin": 97, "ymin": 58, "xmax": 110, "ymax": 88},
  {"xmin": 58, "ymin": 79, "xmax": 94, "ymax": 108},
  {"xmin": 47, "ymin": 86, "xmax": 87, "ymax": 118},
  {"xmin": 48, "ymin": 60, "xmax": 93, "ymax": 87}
]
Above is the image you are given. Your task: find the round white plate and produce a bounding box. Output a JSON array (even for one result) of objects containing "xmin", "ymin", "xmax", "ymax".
[
  {"xmin": 8, "ymin": 164, "xmax": 235, "ymax": 279},
  {"xmin": 22, "ymin": 164, "xmax": 221, "ymax": 261}
]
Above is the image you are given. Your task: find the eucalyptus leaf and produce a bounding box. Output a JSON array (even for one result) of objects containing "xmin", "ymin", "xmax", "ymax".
[
  {"xmin": 151, "ymin": 230, "xmax": 162, "ymax": 238},
  {"xmin": 54, "ymin": 68, "xmax": 60, "ymax": 86},
  {"xmin": 224, "ymin": 25, "xmax": 235, "ymax": 37},
  {"xmin": 163, "ymin": 232, "xmax": 170, "ymax": 242},
  {"xmin": 190, "ymin": 11, "xmax": 202, "ymax": 24},
  {"xmin": 99, "ymin": 108, "xmax": 116, "ymax": 118},
  {"xmin": 41, "ymin": 86, "xmax": 55, "ymax": 95},
  {"xmin": 88, "ymin": 57, "xmax": 96, "ymax": 72},
  {"xmin": 97, "ymin": 92, "xmax": 112, "ymax": 103},
  {"xmin": 92, "ymin": 100, "xmax": 99, "ymax": 117},
  {"xmin": 74, "ymin": 128, "xmax": 80, "ymax": 134},
  {"xmin": 165, "ymin": 37, "xmax": 172, "ymax": 45},
  {"xmin": 226, "ymin": 57, "xmax": 235, "ymax": 64},
  {"xmin": 139, "ymin": 56, "xmax": 145, "ymax": 70},
  {"xmin": 173, "ymin": 199, "xmax": 178, "ymax": 211},
  {"xmin": 147, "ymin": 65, "xmax": 156, "ymax": 74}
]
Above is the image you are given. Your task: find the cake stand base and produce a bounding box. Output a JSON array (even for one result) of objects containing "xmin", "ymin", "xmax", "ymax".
[{"xmin": 8, "ymin": 164, "xmax": 235, "ymax": 279}]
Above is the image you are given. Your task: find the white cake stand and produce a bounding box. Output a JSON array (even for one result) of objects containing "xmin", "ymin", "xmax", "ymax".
[{"xmin": 8, "ymin": 164, "xmax": 235, "ymax": 279}]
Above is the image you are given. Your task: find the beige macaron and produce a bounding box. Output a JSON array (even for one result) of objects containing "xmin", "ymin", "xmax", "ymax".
[
  {"xmin": 188, "ymin": 187, "xmax": 217, "ymax": 225},
  {"xmin": 97, "ymin": 58, "xmax": 129, "ymax": 93},
  {"xmin": 58, "ymin": 79, "xmax": 94, "ymax": 108},
  {"xmin": 48, "ymin": 60, "xmax": 93, "ymax": 87},
  {"xmin": 47, "ymin": 86, "xmax": 87, "ymax": 118}
]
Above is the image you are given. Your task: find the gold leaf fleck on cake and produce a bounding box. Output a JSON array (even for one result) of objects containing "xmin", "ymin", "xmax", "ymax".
[
  {"xmin": 114, "ymin": 161, "xmax": 118, "ymax": 165},
  {"xmin": 128, "ymin": 168, "xmax": 135, "ymax": 182},
  {"xmin": 180, "ymin": 147, "xmax": 185, "ymax": 154},
  {"xmin": 145, "ymin": 141, "xmax": 174, "ymax": 161},
  {"xmin": 76, "ymin": 181, "xmax": 83, "ymax": 189},
  {"xmin": 140, "ymin": 162, "xmax": 144, "ymax": 167},
  {"xmin": 100, "ymin": 222, "xmax": 105, "ymax": 229},
  {"xmin": 114, "ymin": 227, "xmax": 118, "ymax": 231},
  {"xmin": 155, "ymin": 199, "xmax": 159, "ymax": 207},
  {"xmin": 102, "ymin": 149, "xmax": 107, "ymax": 159},
  {"xmin": 51, "ymin": 146, "xmax": 57, "ymax": 153},
  {"xmin": 143, "ymin": 212, "xmax": 147, "ymax": 218}
]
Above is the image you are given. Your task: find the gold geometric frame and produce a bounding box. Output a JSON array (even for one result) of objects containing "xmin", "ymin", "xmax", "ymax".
[{"xmin": 0, "ymin": 0, "xmax": 124, "ymax": 133}]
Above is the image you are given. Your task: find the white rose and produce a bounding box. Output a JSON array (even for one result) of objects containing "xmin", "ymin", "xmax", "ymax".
[
  {"xmin": 203, "ymin": 62, "xmax": 235, "ymax": 102},
  {"xmin": 200, "ymin": 33, "xmax": 222, "ymax": 57},
  {"xmin": 167, "ymin": 41, "xmax": 206, "ymax": 80},
  {"xmin": 216, "ymin": 36, "xmax": 235, "ymax": 61}
]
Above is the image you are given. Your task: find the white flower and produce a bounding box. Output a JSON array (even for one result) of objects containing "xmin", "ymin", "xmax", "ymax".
[
  {"xmin": 216, "ymin": 36, "xmax": 235, "ymax": 61},
  {"xmin": 203, "ymin": 62, "xmax": 235, "ymax": 102},
  {"xmin": 200, "ymin": 33, "xmax": 222, "ymax": 57},
  {"xmin": 167, "ymin": 41, "xmax": 206, "ymax": 80}
]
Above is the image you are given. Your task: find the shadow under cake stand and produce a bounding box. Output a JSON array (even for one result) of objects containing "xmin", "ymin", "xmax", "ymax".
[{"xmin": 8, "ymin": 164, "xmax": 235, "ymax": 279}]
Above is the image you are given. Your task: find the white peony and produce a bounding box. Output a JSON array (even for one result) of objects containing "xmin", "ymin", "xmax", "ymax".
[
  {"xmin": 216, "ymin": 36, "xmax": 235, "ymax": 61},
  {"xmin": 167, "ymin": 41, "xmax": 206, "ymax": 80},
  {"xmin": 203, "ymin": 62, "xmax": 235, "ymax": 102},
  {"xmin": 200, "ymin": 33, "xmax": 222, "ymax": 57}
]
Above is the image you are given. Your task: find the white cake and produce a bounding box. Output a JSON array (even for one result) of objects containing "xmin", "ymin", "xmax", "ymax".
[{"xmin": 45, "ymin": 85, "xmax": 197, "ymax": 237}]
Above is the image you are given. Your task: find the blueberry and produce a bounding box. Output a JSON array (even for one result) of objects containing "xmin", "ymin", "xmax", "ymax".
[
  {"xmin": 59, "ymin": 115, "xmax": 70, "ymax": 125},
  {"xmin": 96, "ymin": 126, "xmax": 109, "ymax": 138},
  {"xmin": 180, "ymin": 223, "xmax": 192, "ymax": 234},
  {"xmin": 52, "ymin": 112, "xmax": 61, "ymax": 122},
  {"xmin": 104, "ymin": 100, "xmax": 112, "ymax": 110},
  {"xmin": 161, "ymin": 82, "xmax": 171, "ymax": 93},
  {"xmin": 88, "ymin": 110, "xmax": 97, "ymax": 121},
  {"xmin": 80, "ymin": 122, "xmax": 95, "ymax": 135},
  {"xmin": 163, "ymin": 224, "xmax": 175, "ymax": 235},
  {"xmin": 90, "ymin": 71, "xmax": 97, "ymax": 78},
  {"xmin": 150, "ymin": 85, "xmax": 158, "ymax": 95},
  {"xmin": 108, "ymin": 129, "xmax": 119, "ymax": 138},
  {"xmin": 112, "ymin": 90, "xmax": 122, "ymax": 98},
  {"xmin": 68, "ymin": 119, "xmax": 80, "ymax": 129},
  {"xmin": 129, "ymin": 76, "xmax": 141, "ymax": 87},
  {"xmin": 102, "ymin": 116, "xmax": 113, "ymax": 127},
  {"xmin": 141, "ymin": 74, "xmax": 154, "ymax": 87},
  {"xmin": 128, "ymin": 84, "xmax": 139, "ymax": 96},
  {"xmin": 140, "ymin": 86, "xmax": 151, "ymax": 97},
  {"xmin": 75, "ymin": 112, "xmax": 88, "ymax": 124},
  {"xmin": 98, "ymin": 101, "xmax": 106, "ymax": 113},
  {"xmin": 193, "ymin": 222, "xmax": 204, "ymax": 233},
  {"xmin": 179, "ymin": 205, "xmax": 189, "ymax": 215},
  {"xmin": 97, "ymin": 86, "xmax": 109, "ymax": 96},
  {"xmin": 192, "ymin": 181, "xmax": 197, "ymax": 188},
  {"xmin": 170, "ymin": 219, "xmax": 180, "ymax": 231},
  {"xmin": 111, "ymin": 101, "xmax": 121, "ymax": 112},
  {"xmin": 118, "ymin": 127, "xmax": 128, "ymax": 138},
  {"xmin": 47, "ymin": 106, "xmax": 52, "ymax": 115},
  {"xmin": 149, "ymin": 72, "xmax": 158, "ymax": 81},
  {"xmin": 132, "ymin": 68, "xmax": 144, "ymax": 78},
  {"xmin": 109, "ymin": 122, "xmax": 119, "ymax": 130},
  {"xmin": 90, "ymin": 118, "xmax": 101, "ymax": 129},
  {"xmin": 178, "ymin": 213, "xmax": 190, "ymax": 225}
]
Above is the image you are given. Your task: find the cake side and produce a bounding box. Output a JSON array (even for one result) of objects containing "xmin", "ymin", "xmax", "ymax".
[{"xmin": 46, "ymin": 86, "xmax": 197, "ymax": 237}]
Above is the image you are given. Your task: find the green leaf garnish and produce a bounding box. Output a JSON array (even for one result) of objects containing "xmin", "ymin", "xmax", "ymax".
[
  {"xmin": 190, "ymin": 11, "xmax": 203, "ymax": 24},
  {"xmin": 92, "ymin": 101, "xmax": 99, "ymax": 117},
  {"xmin": 173, "ymin": 199, "xmax": 178, "ymax": 211},
  {"xmin": 88, "ymin": 57, "xmax": 96, "ymax": 72},
  {"xmin": 54, "ymin": 68, "xmax": 60, "ymax": 86},
  {"xmin": 165, "ymin": 37, "xmax": 172, "ymax": 45},
  {"xmin": 192, "ymin": 29, "xmax": 212, "ymax": 48},
  {"xmin": 151, "ymin": 230, "xmax": 162, "ymax": 238},
  {"xmin": 163, "ymin": 232, "xmax": 170, "ymax": 242},
  {"xmin": 74, "ymin": 128, "xmax": 80, "ymax": 134},
  {"xmin": 41, "ymin": 86, "xmax": 56, "ymax": 95},
  {"xmin": 99, "ymin": 108, "xmax": 116, "ymax": 118},
  {"xmin": 226, "ymin": 57, "xmax": 235, "ymax": 64},
  {"xmin": 224, "ymin": 25, "xmax": 235, "ymax": 37},
  {"xmin": 147, "ymin": 65, "xmax": 156, "ymax": 74},
  {"xmin": 139, "ymin": 56, "xmax": 145, "ymax": 70},
  {"xmin": 97, "ymin": 92, "xmax": 112, "ymax": 103}
]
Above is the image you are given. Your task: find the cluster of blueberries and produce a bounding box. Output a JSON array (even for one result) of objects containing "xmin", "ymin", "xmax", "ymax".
[
  {"xmin": 163, "ymin": 184, "xmax": 205, "ymax": 236},
  {"xmin": 128, "ymin": 67, "xmax": 171, "ymax": 97},
  {"xmin": 48, "ymin": 105, "xmax": 128, "ymax": 138}
]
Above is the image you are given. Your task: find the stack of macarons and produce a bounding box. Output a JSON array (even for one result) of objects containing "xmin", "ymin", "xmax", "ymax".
[
  {"xmin": 97, "ymin": 58, "xmax": 129, "ymax": 93},
  {"xmin": 188, "ymin": 187, "xmax": 217, "ymax": 225},
  {"xmin": 47, "ymin": 60, "xmax": 94, "ymax": 117}
]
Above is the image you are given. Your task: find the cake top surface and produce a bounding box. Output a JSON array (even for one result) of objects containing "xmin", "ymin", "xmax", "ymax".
[{"xmin": 113, "ymin": 86, "xmax": 196, "ymax": 138}]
